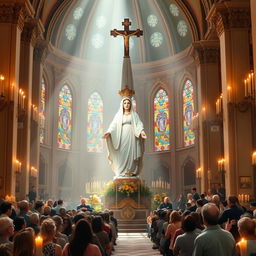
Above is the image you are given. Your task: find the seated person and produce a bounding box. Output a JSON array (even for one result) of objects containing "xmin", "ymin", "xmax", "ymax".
[
  {"xmin": 159, "ymin": 197, "xmax": 172, "ymax": 210},
  {"xmin": 77, "ymin": 198, "xmax": 92, "ymax": 212}
]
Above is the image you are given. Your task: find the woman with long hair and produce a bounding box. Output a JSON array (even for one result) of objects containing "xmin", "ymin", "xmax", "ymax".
[
  {"xmin": 62, "ymin": 219, "xmax": 101, "ymax": 256},
  {"xmin": 13, "ymin": 229, "xmax": 35, "ymax": 256}
]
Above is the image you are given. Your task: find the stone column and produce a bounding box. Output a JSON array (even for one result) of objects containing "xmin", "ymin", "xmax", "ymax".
[
  {"xmin": 192, "ymin": 40, "xmax": 223, "ymax": 192},
  {"xmin": 208, "ymin": 1, "xmax": 252, "ymax": 196},
  {"xmin": 16, "ymin": 16, "xmax": 43, "ymax": 200},
  {"xmin": 251, "ymin": 0, "xmax": 256, "ymax": 72},
  {"xmin": 0, "ymin": 0, "xmax": 30, "ymax": 198},
  {"xmin": 30, "ymin": 38, "xmax": 48, "ymax": 192}
]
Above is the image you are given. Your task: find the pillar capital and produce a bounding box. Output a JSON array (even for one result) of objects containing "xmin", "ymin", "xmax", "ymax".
[
  {"xmin": 33, "ymin": 39, "xmax": 50, "ymax": 63},
  {"xmin": 191, "ymin": 40, "xmax": 220, "ymax": 65},
  {"xmin": 0, "ymin": 0, "xmax": 34, "ymax": 31},
  {"xmin": 207, "ymin": 1, "xmax": 251, "ymax": 37}
]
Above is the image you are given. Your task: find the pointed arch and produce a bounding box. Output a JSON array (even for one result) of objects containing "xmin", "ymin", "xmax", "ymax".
[
  {"xmin": 57, "ymin": 84, "xmax": 72, "ymax": 150},
  {"xmin": 183, "ymin": 80, "xmax": 195, "ymax": 147},
  {"xmin": 40, "ymin": 77, "xmax": 46, "ymax": 144},
  {"xmin": 87, "ymin": 92, "xmax": 103, "ymax": 152},
  {"xmin": 183, "ymin": 158, "xmax": 196, "ymax": 186},
  {"xmin": 154, "ymin": 88, "xmax": 170, "ymax": 151}
]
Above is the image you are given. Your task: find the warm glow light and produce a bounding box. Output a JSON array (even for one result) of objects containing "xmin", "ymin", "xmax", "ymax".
[
  {"xmin": 252, "ymin": 151, "xmax": 256, "ymax": 165},
  {"xmin": 0, "ymin": 75, "xmax": 5, "ymax": 81},
  {"xmin": 196, "ymin": 167, "xmax": 202, "ymax": 179}
]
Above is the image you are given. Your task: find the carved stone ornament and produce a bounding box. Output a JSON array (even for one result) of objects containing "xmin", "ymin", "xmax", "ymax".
[
  {"xmin": 207, "ymin": 2, "xmax": 251, "ymax": 37},
  {"xmin": 33, "ymin": 40, "xmax": 50, "ymax": 63},
  {"xmin": 192, "ymin": 41, "xmax": 220, "ymax": 64},
  {"xmin": 21, "ymin": 19, "xmax": 38, "ymax": 46},
  {"xmin": 0, "ymin": 3, "xmax": 27, "ymax": 30},
  {"xmin": 120, "ymin": 206, "xmax": 135, "ymax": 220}
]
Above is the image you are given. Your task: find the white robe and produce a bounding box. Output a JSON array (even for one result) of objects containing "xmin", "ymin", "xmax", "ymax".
[{"xmin": 106, "ymin": 98, "xmax": 144, "ymax": 177}]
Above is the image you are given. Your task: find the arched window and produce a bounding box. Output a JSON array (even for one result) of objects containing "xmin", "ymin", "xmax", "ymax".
[
  {"xmin": 183, "ymin": 80, "xmax": 195, "ymax": 146},
  {"xmin": 57, "ymin": 85, "xmax": 72, "ymax": 150},
  {"xmin": 39, "ymin": 78, "xmax": 46, "ymax": 144},
  {"xmin": 87, "ymin": 92, "xmax": 103, "ymax": 152},
  {"xmin": 154, "ymin": 89, "xmax": 170, "ymax": 151}
]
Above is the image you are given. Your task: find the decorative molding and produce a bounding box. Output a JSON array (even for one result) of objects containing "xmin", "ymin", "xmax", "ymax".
[
  {"xmin": 207, "ymin": 2, "xmax": 251, "ymax": 37},
  {"xmin": 33, "ymin": 40, "xmax": 50, "ymax": 63},
  {"xmin": 0, "ymin": 1, "xmax": 34, "ymax": 31},
  {"xmin": 191, "ymin": 41, "xmax": 220, "ymax": 65}
]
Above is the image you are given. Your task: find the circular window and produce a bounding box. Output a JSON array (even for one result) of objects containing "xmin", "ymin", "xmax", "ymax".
[
  {"xmin": 150, "ymin": 32, "xmax": 163, "ymax": 47},
  {"xmin": 65, "ymin": 24, "xmax": 76, "ymax": 40}
]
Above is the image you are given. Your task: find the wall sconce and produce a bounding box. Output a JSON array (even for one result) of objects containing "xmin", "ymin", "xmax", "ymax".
[
  {"xmin": 191, "ymin": 112, "xmax": 199, "ymax": 131},
  {"xmin": 196, "ymin": 167, "xmax": 202, "ymax": 179},
  {"xmin": 30, "ymin": 166, "xmax": 38, "ymax": 177},
  {"xmin": 216, "ymin": 94, "xmax": 223, "ymax": 116},
  {"xmin": 15, "ymin": 159, "xmax": 22, "ymax": 173},
  {"xmin": 244, "ymin": 71, "xmax": 255, "ymax": 98},
  {"xmin": 252, "ymin": 151, "xmax": 256, "ymax": 165},
  {"xmin": 217, "ymin": 158, "xmax": 225, "ymax": 172}
]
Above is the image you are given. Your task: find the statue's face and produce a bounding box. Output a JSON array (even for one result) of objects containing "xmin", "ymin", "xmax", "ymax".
[{"xmin": 123, "ymin": 99, "xmax": 131, "ymax": 111}]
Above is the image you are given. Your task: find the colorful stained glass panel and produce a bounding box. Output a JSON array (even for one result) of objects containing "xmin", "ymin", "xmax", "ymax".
[
  {"xmin": 40, "ymin": 78, "xmax": 46, "ymax": 144},
  {"xmin": 154, "ymin": 89, "xmax": 170, "ymax": 151},
  {"xmin": 57, "ymin": 85, "xmax": 72, "ymax": 150},
  {"xmin": 87, "ymin": 92, "xmax": 103, "ymax": 152},
  {"xmin": 183, "ymin": 80, "xmax": 195, "ymax": 146}
]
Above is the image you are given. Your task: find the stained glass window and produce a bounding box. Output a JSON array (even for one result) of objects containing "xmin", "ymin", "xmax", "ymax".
[
  {"xmin": 39, "ymin": 78, "xmax": 46, "ymax": 144},
  {"xmin": 57, "ymin": 85, "xmax": 72, "ymax": 150},
  {"xmin": 87, "ymin": 92, "xmax": 103, "ymax": 152},
  {"xmin": 154, "ymin": 89, "xmax": 170, "ymax": 151},
  {"xmin": 183, "ymin": 80, "xmax": 195, "ymax": 146}
]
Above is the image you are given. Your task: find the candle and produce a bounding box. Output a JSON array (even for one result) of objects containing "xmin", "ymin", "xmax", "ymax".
[
  {"xmin": 227, "ymin": 86, "xmax": 231, "ymax": 102},
  {"xmin": 252, "ymin": 151, "xmax": 256, "ymax": 165},
  {"xmin": 244, "ymin": 79, "xmax": 248, "ymax": 97},
  {"xmin": 238, "ymin": 238, "xmax": 247, "ymax": 256},
  {"xmin": 0, "ymin": 75, "xmax": 5, "ymax": 96},
  {"xmin": 35, "ymin": 235, "xmax": 43, "ymax": 256}
]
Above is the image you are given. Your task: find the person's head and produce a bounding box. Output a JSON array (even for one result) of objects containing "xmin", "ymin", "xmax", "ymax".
[
  {"xmin": 190, "ymin": 212, "xmax": 203, "ymax": 229},
  {"xmin": 13, "ymin": 216, "xmax": 26, "ymax": 232},
  {"xmin": 0, "ymin": 201, "xmax": 12, "ymax": 216},
  {"xmin": 29, "ymin": 213, "xmax": 39, "ymax": 225},
  {"xmin": 43, "ymin": 206, "xmax": 51, "ymax": 215},
  {"xmin": 18, "ymin": 200, "xmax": 29, "ymax": 213},
  {"xmin": 238, "ymin": 217, "xmax": 256, "ymax": 238},
  {"xmin": 31, "ymin": 186, "xmax": 36, "ymax": 191},
  {"xmin": 73, "ymin": 214, "xmax": 85, "ymax": 224},
  {"xmin": 63, "ymin": 217, "xmax": 72, "ymax": 234},
  {"xmin": 69, "ymin": 219, "xmax": 93, "ymax": 256},
  {"xmin": 41, "ymin": 218, "xmax": 56, "ymax": 241},
  {"xmin": 80, "ymin": 198, "xmax": 86, "ymax": 205},
  {"xmin": 47, "ymin": 199, "xmax": 54, "ymax": 207},
  {"xmin": 182, "ymin": 215, "xmax": 196, "ymax": 232},
  {"xmin": 52, "ymin": 215, "xmax": 63, "ymax": 232},
  {"xmin": 169, "ymin": 210, "xmax": 181, "ymax": 224},
  {"xmin": 57, "ymin": 199, "xmax": 63, "ymax": 206},
  {"xmin": 40, "ymin": 215, "xmax": 48, "ymax": 225},
  {"xmin": 202, "ymin": 203, "xmax": 219, "ymax": 226},
  {"xmin": 0, "ymin": 217, "xmax": 14, "ymax": 238},
  {"xmin": 109, "ymin": 211, "xmax": 114, "ymax": 217},
  {"xmin": 196, "ymin": 199, "xmax": 204, "ymax": 208},
  {"xmin": 92, "ymin": 216, "xmax": 104, "ymax": 233},
  {"xmin": 13, "ymin": 229, "xmax": 35, "ymax": 256},
  {"xmin": 192, "ymin": 187, "xmax": 197, "ymax": 193},
  {"xmin": 163, "ymin": 197, "xmax": 169, "ymax": 204},
  {"xmin": 211, "ymin": 194, "xmax": 220, "ymax": 205},
  {"xmin": 34, "ymin": 201, "xmax": 44, "ymax": 213},
  {"xmin": 200, "ymin": 193, "xmax": 206, "ymax": 199},
  {"xmin": 59, "ymin": 207, "xmax": 66, "ymax": 217},
  {"xmin": 122, "ymin": 98, "xmax": 131, "ymax": 112},
  {"xmin": 187, "ymin": 193, "xmax": 193, "ymax": 200}
]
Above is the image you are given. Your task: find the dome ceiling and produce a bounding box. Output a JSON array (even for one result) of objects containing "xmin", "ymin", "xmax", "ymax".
[{"xmin": 49, "ymin": 0, "xmax": 195, "ymax": 64}]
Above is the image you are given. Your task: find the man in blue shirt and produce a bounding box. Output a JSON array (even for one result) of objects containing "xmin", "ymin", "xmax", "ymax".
[
  {"xmin": 159, "ymin": 197, "xmax": 172, "ymax": 210},
  {"xmin": 76, "ymin": 198, "xmax": 92, "ymax": 212}
]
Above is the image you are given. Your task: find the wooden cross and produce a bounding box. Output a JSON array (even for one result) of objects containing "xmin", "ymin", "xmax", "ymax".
[{"xmin": 110, "ymin": 18, "xmax": 143, "ymax": 58}]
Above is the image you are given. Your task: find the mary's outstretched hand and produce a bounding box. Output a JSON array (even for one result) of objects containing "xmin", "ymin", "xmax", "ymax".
[
  {"xmin": 102, "ymin": 133, "xmax": 110, "ymax": 139},
  {"xmin": 140, "ymin": 131, "xmax": 147, "ymax": 139}
]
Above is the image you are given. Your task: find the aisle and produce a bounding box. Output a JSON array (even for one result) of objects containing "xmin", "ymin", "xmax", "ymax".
[{"xmin": 112, "ymin": 233, "xmax": 161, "ymax": 256}]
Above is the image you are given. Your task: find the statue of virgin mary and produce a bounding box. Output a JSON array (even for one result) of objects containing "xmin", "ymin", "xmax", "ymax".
[{"xmin": 103, "ymin": 95, "xmax": 146, "ymax": 178}]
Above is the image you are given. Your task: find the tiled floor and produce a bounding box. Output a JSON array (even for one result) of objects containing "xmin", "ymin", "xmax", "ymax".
[{"xmin": 112, "ymin": 233, "xmax": 161, "ymax": 256}]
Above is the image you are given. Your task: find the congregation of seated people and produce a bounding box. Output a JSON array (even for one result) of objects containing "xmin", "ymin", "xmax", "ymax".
[
  {"xmin": 148, "ymin": 187, "xmax": 256, "ymax": 256},
  {"xmin": 0, "ymin": 197, "xmax": 118, "ymax": 256}
]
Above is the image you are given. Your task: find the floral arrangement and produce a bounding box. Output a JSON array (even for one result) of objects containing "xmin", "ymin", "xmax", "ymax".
[
  {"xmin": 152, "ymin": 192, "xmax": 167, "ymax": 210},
  {"xmin": 117, "ymin": 181, "xmax": 138, "ymax": 196},
  {"xmin": 87, "ymin": 194, "xmax": 102, "ymax": 212},
  {"xmin": 104, "ymin": 180, "xmax": 152, "ymax": 199}
]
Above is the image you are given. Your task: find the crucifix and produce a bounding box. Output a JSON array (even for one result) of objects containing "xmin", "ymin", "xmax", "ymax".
[{"xmin": 110, "ymin": 18, "xmax": 143, "ymax": 58}]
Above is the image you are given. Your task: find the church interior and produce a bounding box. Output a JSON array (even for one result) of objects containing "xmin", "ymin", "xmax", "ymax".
[{"xmin": 0, "ymin": 0, "xmax": 255, "ymax": 206}]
